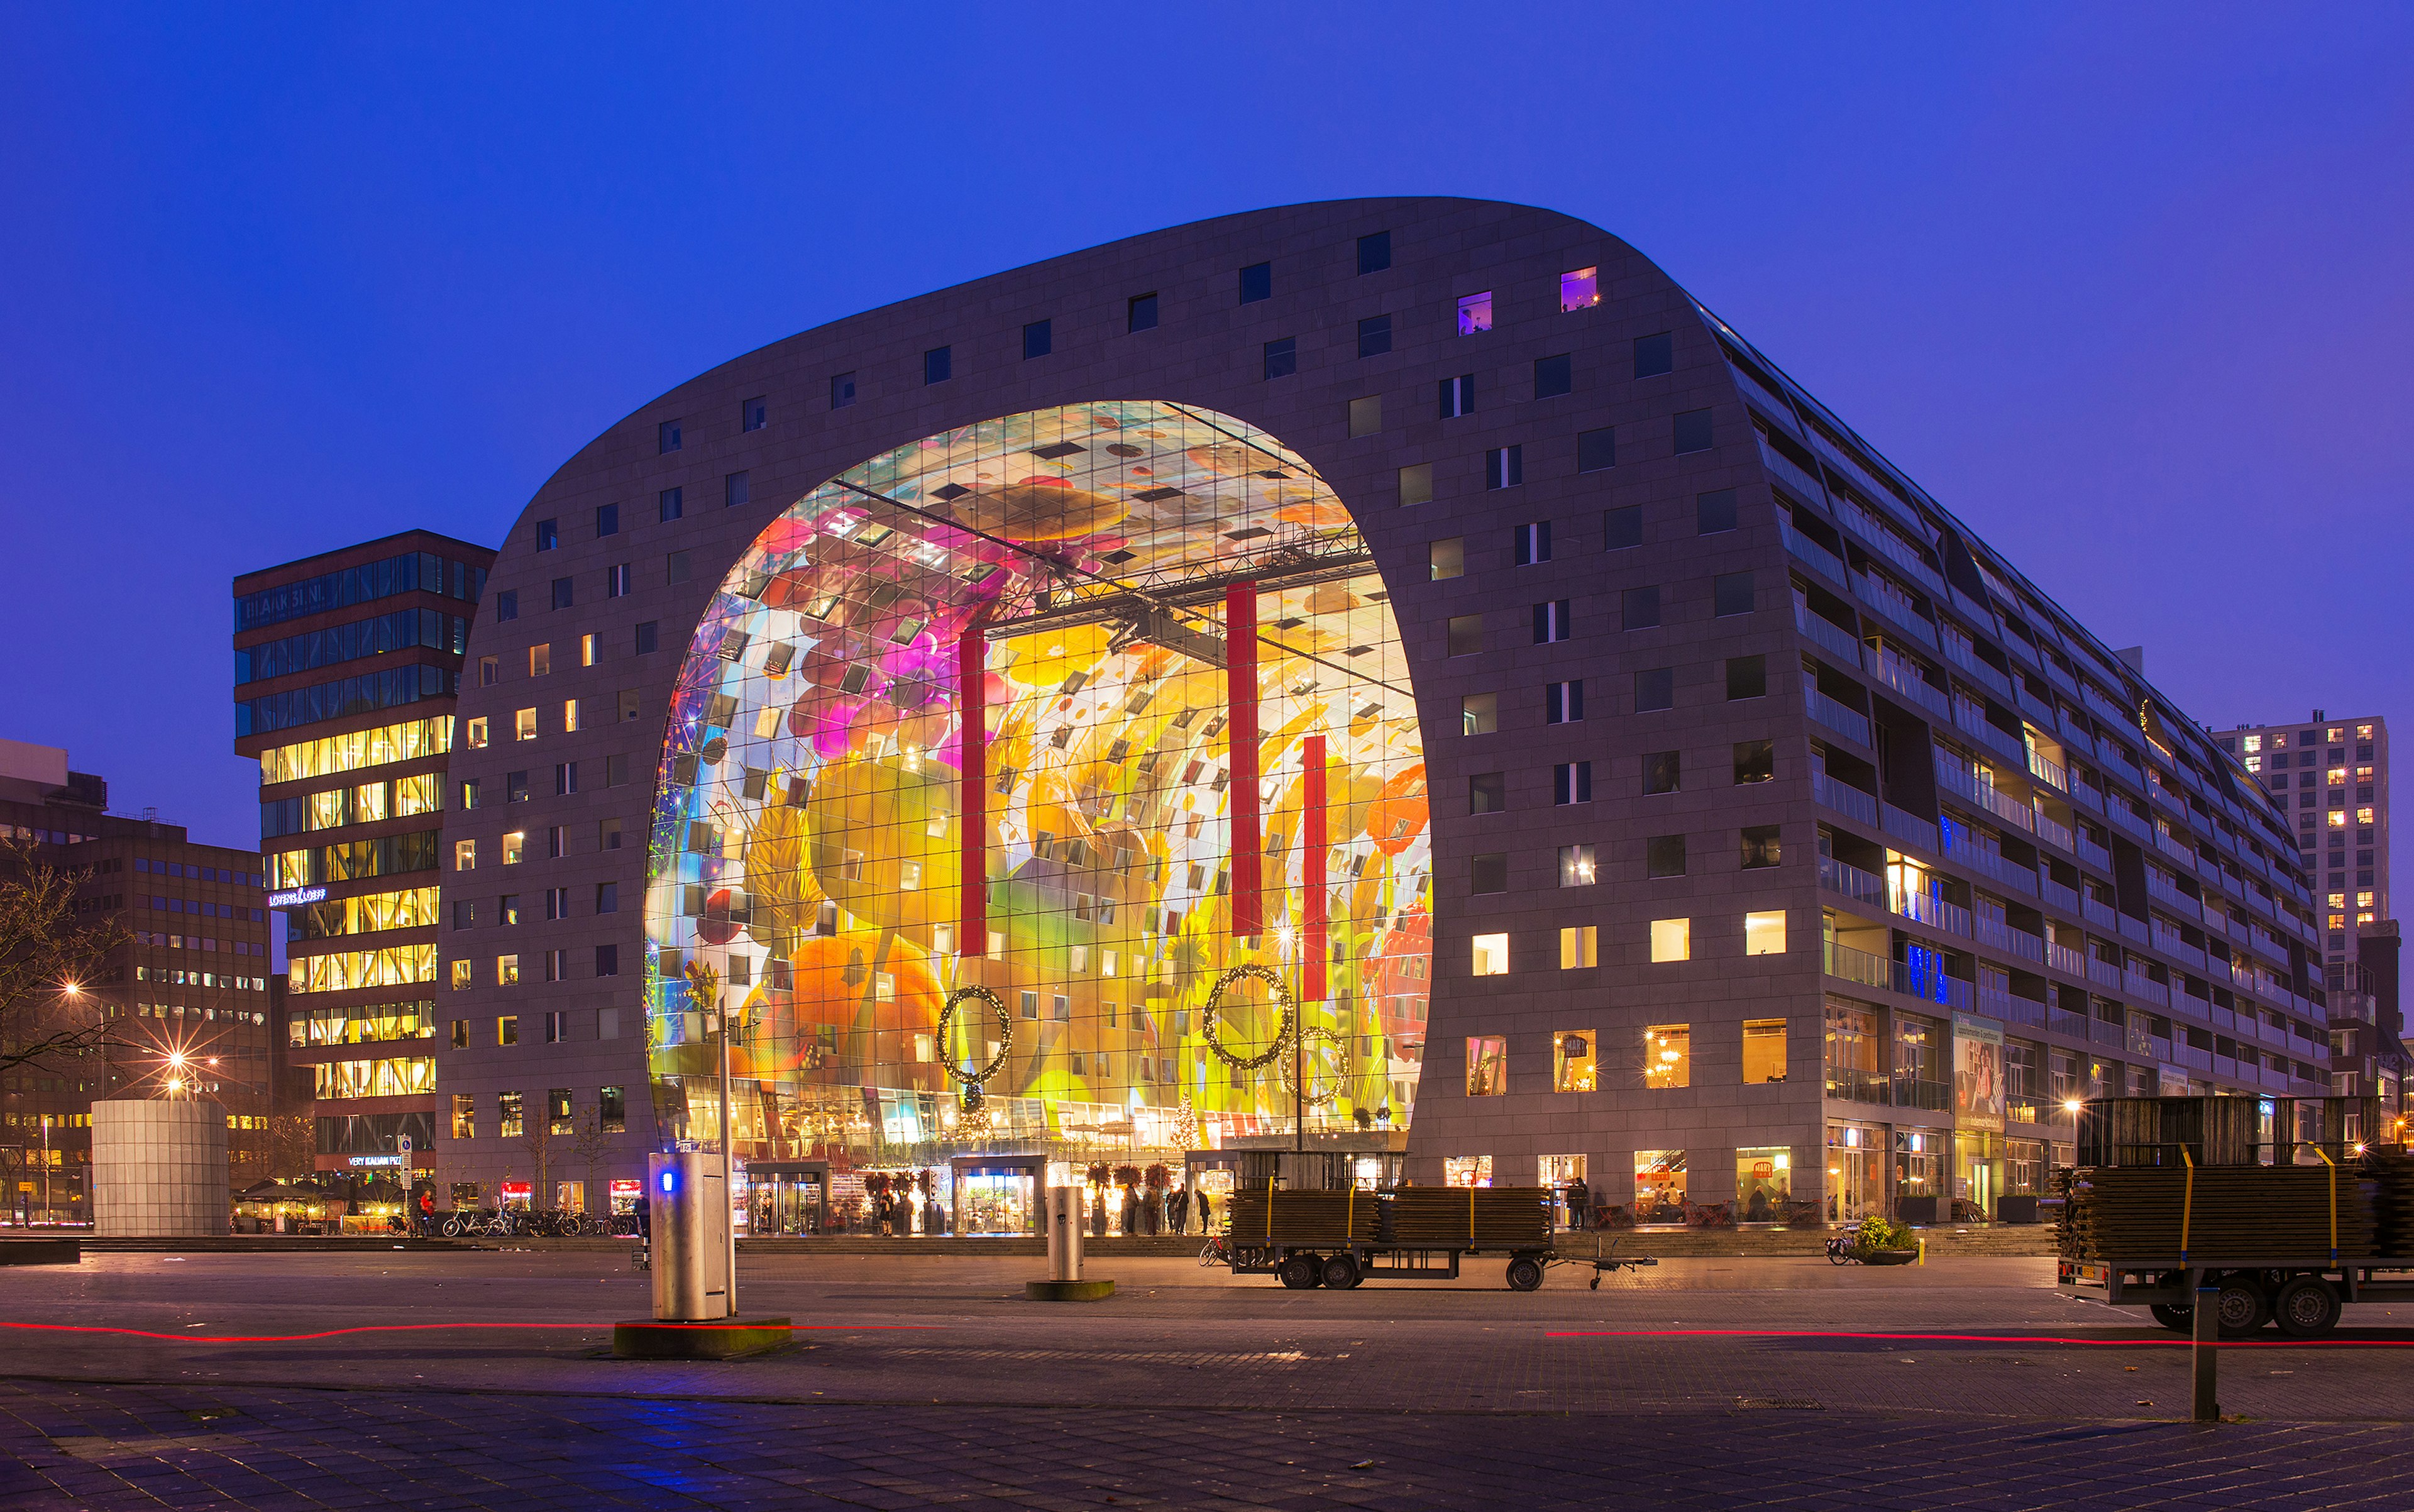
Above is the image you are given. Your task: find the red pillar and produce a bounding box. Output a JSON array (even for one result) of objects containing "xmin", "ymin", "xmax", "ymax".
[
  {"xmin": 1303, "ymin": 734, "xmax": 1328, "ymax": 1003},
  {"xmin": 1226, "ymin": 582, "xmax": 1260, "ymax": 938},
  {"xmin": 957, "ymin": 621, "xmax": 987, "ymax": 957}
]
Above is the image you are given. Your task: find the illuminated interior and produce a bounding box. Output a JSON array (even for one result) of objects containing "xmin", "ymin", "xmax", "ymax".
[{"xmin": 644, "ymin": 402, "xmax": 1430, "ymax": 1168}]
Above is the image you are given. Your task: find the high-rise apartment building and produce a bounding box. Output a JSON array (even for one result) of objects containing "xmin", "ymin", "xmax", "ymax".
[
  {"xmin": 2210, "ymin": 713, "xmax": 2389, "ymax": 969},
  {"xmin": 0, "ymin": 737, "xmax": 275, "ymax": 1223},
  {"xmin": 233, "ymin": 533, "xmax": 492, "ymax": 1191},
  {"xmin": 421, "ymin": 198, "xmax": 2327, "ymax": 1229}
]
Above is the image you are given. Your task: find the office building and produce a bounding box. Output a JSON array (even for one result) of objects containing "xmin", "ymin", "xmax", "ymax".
[
  {"xmin": 2211, "ymin": 713, "xmax": 2390, "ymax": 969},
  {"xmin": 0, "ymin": 738, "xmax": 273, "ymax": 1222},
  {"xmin": 428, "ymin": 198, "xmax": 2327, "ymax": 1228},
  {"xmin": 233, "ymin": 532, "xmax": 492, "ymax": 1189}
]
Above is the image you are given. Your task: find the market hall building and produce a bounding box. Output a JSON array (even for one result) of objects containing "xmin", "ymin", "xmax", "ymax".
[{"xmin": 429, "ymin": 196, "xmax": 2330, "ymax": 1232}]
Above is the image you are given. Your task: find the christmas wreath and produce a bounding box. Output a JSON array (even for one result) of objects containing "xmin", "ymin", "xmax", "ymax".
[
  {"xmin": 1277, "ymin": 1026, "xmax": 1352, "ymax": 1106},
  {"xmin": 937, "ymin": 985, "xmax": 1012, "ymax": 1085},
  {"xmin": 1202, "ymin": 963, "xmax": 1294, "ymax": 1070}
]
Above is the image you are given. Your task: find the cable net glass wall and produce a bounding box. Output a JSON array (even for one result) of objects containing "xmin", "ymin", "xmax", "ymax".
[{"xmin": 645, "ymin": 402, "xmax": 1429, "ymax": 1171}]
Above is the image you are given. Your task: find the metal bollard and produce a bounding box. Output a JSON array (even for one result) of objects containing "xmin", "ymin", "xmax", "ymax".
[
  {"xmin": 2191, "ymin": 1284, "xmax": 2220, "ymax": 1421},
  {"xmin": 1045, "ymin": 1184, "xmax": 1084, "ymax": 1283}
]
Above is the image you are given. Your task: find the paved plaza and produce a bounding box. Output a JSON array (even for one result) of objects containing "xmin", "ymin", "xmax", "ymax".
[{"xmin": 3, "ymin": 1249, "xmax": 2412, "ymax": 1508}]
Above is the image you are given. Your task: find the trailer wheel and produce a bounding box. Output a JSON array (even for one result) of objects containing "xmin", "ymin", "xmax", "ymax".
[
  {"xmin": 1279, "ymin": 1254, "xmax": 1322, "ymax": 1289},
  {"xmin": 2147, "ymin": 1303, "xmax": 2193, "ymax": 1333},
  {"xmin": 1320, "ymin": 1254, "xmax": 1360, "ymax": 1291},
  {"xmin": 2271, "ymin": 1277, "xmax": 2341, "ymax": 1338},
  {"xmin": 1506, "ymin": 1255, "xmax": 1545, "ymax": 1293},
  {"xmin": 2214, "ymin": 1277, "xmax": 2271, "ymax": 1336}
]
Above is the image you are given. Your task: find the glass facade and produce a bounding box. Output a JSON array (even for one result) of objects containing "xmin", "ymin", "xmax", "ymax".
[{"xmin": 644, "ymin": 402, "xmax": 1431, "ymax": 1171}]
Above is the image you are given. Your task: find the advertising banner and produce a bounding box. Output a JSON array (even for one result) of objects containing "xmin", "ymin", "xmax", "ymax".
[{"xmin": 1953, "ymin": 1012, "xmax": 2005, "ymax": 1132}]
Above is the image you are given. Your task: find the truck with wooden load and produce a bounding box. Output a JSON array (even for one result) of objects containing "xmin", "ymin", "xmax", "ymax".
[
  {"xmin": 1220, "ymin": 1184, "xmax": 1655, "ymax": 1291},
  {"xmin": 2053, "ymin": 1095, "xmax": 2414, "ymax": 1337}
]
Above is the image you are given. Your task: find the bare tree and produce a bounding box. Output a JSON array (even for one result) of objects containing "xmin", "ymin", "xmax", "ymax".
[
  {"xmin": 230, "ymin": 1112, "xmax": 317, "ymax": 1188},
  {"xmin": 520, "ymin": 1118, "xmax": 553, "ymax": 1207},
  {"xmin": 0, "ymin": 835, "xmax": 127, "ymax": 1075},
  {"xmin": 571, "ymin": 1107, "xmax": 612, "ymax": 1215}
]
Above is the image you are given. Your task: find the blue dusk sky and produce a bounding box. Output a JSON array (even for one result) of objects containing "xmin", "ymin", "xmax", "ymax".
[{"xmin": 1, "ymin": 4, "xmax": 2408, "ymax": 847}]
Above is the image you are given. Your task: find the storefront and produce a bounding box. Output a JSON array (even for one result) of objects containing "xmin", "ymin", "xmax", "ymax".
[
  {"xmin": 609, "ymin": 1178, "xmax": 642, "ymax": 1215},
  {"xmin": 1893, "ymin": 1128, "xmax": 1944, "ymax": 1222},
  {"xmin": 1734, "ymin": 1147, "xmax": 1792, "ymax": 1222},
  {"xmin": 1540, "ymin": 1154, "xmax": 1587, "ymax": 1230},
  {"xmin": 949, "ymin": 1154, "xmax": 1043, "ymax": 1235},
  {"xmin": 1824, "ymin": 1121, "xmax": 1887, "ymax": 1222},
  {"xmin": 742, "ymin": 1160, "xmax": 829, "ymax": 1235},
  {"xmin": 1952, "ymin": 1131, "xmax": 2001, "ymax": 1223},
  {"xmin": 1633, "ymin": 1149, "xmax": 1685, "ymax": 1223}
]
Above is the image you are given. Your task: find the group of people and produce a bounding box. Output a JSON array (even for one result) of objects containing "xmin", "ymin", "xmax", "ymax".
[{"xmin": 1089, "ymin": 1183, "xmax": 1215, "ymax": 1237}]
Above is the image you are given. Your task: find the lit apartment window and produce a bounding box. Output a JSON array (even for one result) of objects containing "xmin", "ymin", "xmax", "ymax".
[
  {"xmin": 1560, "ymin": 266, "xmax": 1599, "ymax": 311},
  {"xmin": 453, "ymin": 839, "xmax": 476, "ymax": 871},
  {"xmin": 1456, "ymin": 290, "xmax": 1492, "ymax": 334},
  {"xmin": 742, "ymin": 395, "xmax": 767, "ymax": 431},
  {"xmin": 1744, "ymin": 910, "xmax": 1788, "ymax": 955},
  {"xmin": 1558, "ymin": 926, "xmax": 1597, "ymax": 970},
  {"xmin": 449, "ymin": 959, "xmax": 472, "ymax": 990},
  {"xmin": 1471, "ymin": 933, "xmax": 1509, "ymax": 977},
  {"xmin": 496, "ymin": 955, "xmax": 519, "ymax": 986},
  {"xmin": 502, "ymin": 832, "xmax": 526, "ymax": 864},
  {"xmin": 1645, "ymin": 1025, "xmax": 1691, "ymax": 1088},
  {"xmin": 1465, "ymin": 1035, "xmax": 1507, "ymax": 1095},
  {"xmin": 529, "ymin": 644, "xmax": 549, "ymax": 678},
  {"xmin": 1558, "ymin": 845, "xmax": 1596, "ymax": 886},
  {"xmin": 1460, "ymin": 693, "xmax": 1497, "ymax": 736},
  {"xmin": 1429, "ymin": 538, "xmax": 1463, "ymax": 580},
  {"xmin": 1399, "ymin": 463, "xmax": 1433, "ymax": 505},
  {"xmin": 1742, "ymin": 1018, "xmax": 1787, "ymax": 1083},
  {"xmin": 580, "ymin": 634, "xmax": 598, "ymax": 668},
  {"xmin": 1651, "ymin": 918, "xmax": 1690, "ymax": 963},
  {"xmin": 1348, "ymin": 395, "xmax": 1381, "ymax": 436},
  {"xmin": 466, "ymin": 717, "xmax": 489, "ymax": 749}
]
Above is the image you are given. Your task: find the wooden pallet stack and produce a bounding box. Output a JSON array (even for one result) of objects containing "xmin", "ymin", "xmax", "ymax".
[
  {"xmin": 2058, "ymin": 1166, "xmax": 2376, "ymax": 1261},
  {"xmin": 1226, "ymin": 1188, "xmax": 1381, "ymax": 1245},
  {"xmin": 1383, "ymin": 1187, "xmax": 1551, "ymax": 1248},
  {"xmin": 2361, "ymin": 1146, "xmax": 2414, "ymax": 1257}
]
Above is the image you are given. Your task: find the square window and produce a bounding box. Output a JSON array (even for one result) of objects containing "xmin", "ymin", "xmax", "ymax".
[
  {"xmin": 1533, "ymin": 599, "xmax": 1570, "ymax": 643},
  {"xmin": 1399, "ymin": 462, "xmax": 1434, "ymax": 506},
  {"xmin": 742, "ymin": 395, "xmax": 767, "ymax": 431},
  {"xmin": 1643, "ymin": 750, "xmax": 1680, "ymax": 795},
  {"xmin": 1534, "ymin": 353, "xmax": 1573, "ymax": 399},
  {"xmin": 1472, "ymin": 853, "xmax": 1508, "ymax": 893},
  {"xmin": 1741, "ymin": 825, "xmax": 1782, "ymax": 869},
  {"xmin": 502, "ymin": 831, "xmax": 525, "ymax": 864},
  {"xmin": 1349, "ymin": 395, "xmax": 1382, "ymax": 436},
  {"xmin": 1457, "ymin": 290, "xmax": 1493, "ymax": 334},
  {"xmin": 830, "ymin": 371, "xmax": 856, "ymax": 408},
  {"xmin": 1744, "ymin": 909, "xmax": 1787, "ymax": 955},
  {"xmin": 1602, "ymin": 504, "xmax": 1641, "ymax": 551},
  {"xmin": 1127, "ymin": 292, "xmax": 1159, "ymax": 331},
  {"xmin": 1558, "ymin": 844, "xmax": 1596, "ymax": 886},
  {"xmin": 1262, "ymin": 336, "xmax": 1297, "ymax": 380},
  {"xmin": 1022, "ymin": 319, "xmax": 1052, "ymax": 359},
  {"xmin": 1554, "ymin": 1028, "xmax": 1597, "ymax": 1091},
  {"xmin": 1645, "ymin": 1024, "xmax": 1691, "ymax": 1088},
  {"xmin": 1635, "ymin": 667, "xmax": 1675, "ymax": 712},
  {"xmin": 1726, "ymin": 655, "xmax": 1767, "ymax": 700},
  {"xmin": 1697, "ymin": 488, "xmax": 1738, "ymax": 533},
  {"xmin": 1558, "ymin": 929, "xmax": 1598, "ymax": 972},
  {"xmin": 1578, "ymin": 426, "xmax": 1616, "ymax": 473},
  {"xmin": 1438, "ymin": 374, "xmax": 1474, "ymax": 417},
  {"xmin": 658, "ymin": 419, "xmax": 681, "ymax": 454},
  {"xmin": 594, "ymin": 503, "xmax": 618, "ymax": 538},
  {"xmin": 455, "ymin": 839, "xmax": 477, "ymax": 871},
  {"xmin": 725, "ymin": 471, "xmax": 750, "ymax": 509},
  {"xmin": 551, "ymin": 577, "xmax": 573, "ymax": 610},
  {"xmin": 1469, "ymin": 771, "xmax": 1506, "ymax": 814},
  {"xmin": 1714, "ymin": 571, "xmax": 1754, "ymax": 617},
  {"xmin": 1553, "ymin": 761, "xmax": 1592, "ymax": 805},
  {"xmin": 1430, "ymin": 537, "xmax": 1464, "ymax": 580},
  {"xmin": 923, "ymin": 346, "xmax": 952, "ymax": 384},
  {"xmin": 1651, "ymin": 918, "xmax": 1690, "ymax": 963},
  {"xmin": 1357, "ymin": 314, "xmax": 1392, "ymax": 357},
  {"xmin": 495, "ymin": 588, "xmax": 517, "ymax": 621},
  {"xmin": 1560, "ymin": 267, "xmax": 1599, "ymax": 312},
  {"xmin": 1734, "ymin": 739, "xmax": 1775, "ymax": 784},
  {"xmin": 535, "ymin": 519, "xmax": 558, "ymax": 551},
  {"xmin": 1634, "ymin": 331, "xmax": 1673, "ymax": 378},
  {"xmin": 514, "ymin": 707, "xmax": 537, "ymax": 740},
  {"xmin": 1461, "ymin": 692, "xmax": 1498, "ymax": 735},
  {"xmin": 1357, "ymin": 231, "xmax": 1392, "ymax": 274},
  {"xmin": 658, "ymin": 486, "xmax": 683, "ymax": 522},
  {"xmin": 1465, "ymin": 1034, "xmax": 1507, "ymax": 1093},
  {"xmin": 1447, "ymin": 615, "xmax": 1482, "ymax": 657},
  {"xmin": 1514, "ymin": 521, "xmax": 1551, "ymax": 564},
  {"xmin": 1646, "ymin": 834, "xmax": 1687, "ymax": 878},
  {"xmin": 1742, "ymin": 1019, "xmax": 1788, "ymax": 1083},
  {"xmin": 1621, "ymin": 585, "xmax": 1661, "ymax": 631},
  {"xmin": 497, "ymin": 955, "xmax": 519, "ymax": 986},
  {"xmin": 635, "ymin": 621, "xmax": 659, "ymax": 655},
  {"xmin": 1546, "ymin": 680, "xmax": 1583, "ymax": 724},
  {"xmin": 1470, "ymin": 934, "xmax": 1509, "ymax": 978},
  {"xmin": 1673, "ymin": 409, "xmax": 1714, "ymax": 454},
  {"xmin": 1238, "ymin": 261, "xmax": 1271, "ymax": 302},
  {"xmin": 1485, "ymin": 446, "xmax": 1523, "ymax": 488},
  {"xmin": 667, "ymin": 549, "xmax": 690, "ymax": 584}
]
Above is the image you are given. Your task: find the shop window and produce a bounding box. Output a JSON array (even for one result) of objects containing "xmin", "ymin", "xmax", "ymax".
[
  {"xmin": 1743, "ymin": 1018, "xmax": 1788, "ymax": 1083},
  {"xmin": 1559, "ymin": 925, "xmax": 1597, "ymax": 969},
  {"xmin": 1735, "ymin": 1147, "xmax": 1792, "ymax": 1222},
  {"xmin": 1471, "ymin": 932, "xmax": 1509, "ymax": 977},
  {"xmin": 1650, "ymin": 918, "xmax": 1690, "ymax": 963},
  {"xmin": 1443, "ymin": 1155, "xmax": 1492, "ymax": 1188},
  {"xmin": 1465, "ymin": 1036, "xmax": 1507, "ymax": 1095},
  {"xmin": 1560, "ymin": 266, "xmax": 1599, "ymax": 311},
  {"xmin": 1634, "ymin": 1150, "xmax": 1685, "ymax": 1221},
  {"xmin": 1645, "ymin": 1024, "xmax": 1690, "ymax": 1088},
  {"xmin": 1745, "ymin": 909, "xmax": 1787, "ymax": 954},
  {"xmin": 1553, "ymin": 1030, "xmax": 1596, "ymax": 1091}
]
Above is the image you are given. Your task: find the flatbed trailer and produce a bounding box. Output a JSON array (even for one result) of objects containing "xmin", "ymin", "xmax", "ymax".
[
  {"xmin": 2056, "ymin": 1254, "xmax": 2414, "ymax": 1336},
  {"xmin": 1221, "ymin": 1186, "xmax": 1656, "ymax": 1291}
]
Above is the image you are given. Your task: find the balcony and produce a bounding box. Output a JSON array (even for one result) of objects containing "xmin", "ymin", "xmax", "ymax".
[
  {"xmin": 2143, "ymin": 873, "xmax": 2201, "ymax": 920},
  {"xmin": 1893, "ymin": 1076, "xmax": 1953, "ymax": 1112},
  {"xmin": 2035, "ymin": 810, "xmax": 2075, "ymax": 853},
  {"xmin": 1980, "ymin": 986, "xmax": 2047, "ymax": 1028},
  {"xmin": 2175, "ymin": 1042, "xmax": 2213, "ymax": 1073},
  {"xmin": 1953, "ymin": 704, "xmax": 2030, "ymax": 768},
  {"xmin": 2104, "ymin": 800, "xmax": 2151, "ymax": 841},
  {"xmin": 2042, "ymin": 877, "xmax": 2081, "ymax": 913},
  {"xmin": 1794, "ymin": 605, "xmax": 1863, "ymax": 667},
  {"xmin": 2092, "ymin": 1017, "xmax": 2127, "ymax": 1048},
  {"xmin": 1812, "ymin": 770, "xmax": 1879, "ymax": 827},
  {"xmin": 2047, "ymin": 941, "xmax": 2086, "ymax": 978},
  {"xmin": 1823, "ymin": 936, "xmax": 1892, "ymax": 990},
  {"xmin": 2081, "ymin": 895, "xmax": 2119, "ymax": 930},
  {"xmin": 1761, "ymin": 437, "xmax": 1832, "ymax": 510},
  {"xmin": 2027, "ymin": 746, "xmax": 2068, "ymax": 792},
  {"xmin": 1873, "ymin": 651, "xmax": 1950, "ymax": 717},
  {"xmin": 1974, "ymin": 913, "xmax": 2047, "ymax": 964},
  {"xmin": 2100, "ymin": 744, "xmax": 2146, "ymax": 788},
  {"xmin": 1897, "ymin": 951, "xmax": 1975, "ymax": 1012},
  {"xmin": 2059, "ymin": 721, "xmax": 2097, "ymax": 761},
  {"xmin": 1891, "ymin": 883, "xmax": 1973, "ymax": 939},
  {"xmin": 1853, "ymin": 573, "xmax": 1939, "ymax": 651},
  {"xmin": 2086, "ymin": 957, "xmax": 2124, "ymax": 991},
  {"xmin": 1836, "ymin": 499, "xmax": 1948, "ymax": 597},
  {"xmin": 2124, "ymin": 969, "xmax": 2172, "ymax": 1009},
  {"xmin": 1731, "ymin": 363, "xmax": 1797, "ymax": 424},
  {"xmin": 1804, "ymin": 685, "xmax": 1873, "ymax": 748},
  {"xmin": 2069, "ymin": 780, "xmax": 2104, "ymax": 815},
  {"xmin": 1883, "ymin": 803, "xmax": 1940, "ymax": 855},
  {"xmin": 2118, "ymin": 913, "xmax": 2150, "ymax": 946},
  {"xmin": 2076, "ymin": 834, "xmax": 2112, "ymax": 870},
  {"xmin": 1944, "ymin": 835, "xmax": 2039, "ymax": 898},
  {"xmin": 2049, "ymin": 1007, "xmax": 2093, "ymax": 1039},
  {"xmin": 1819, "ymin": 855, "xmax": 1886, "ymax": 909},
  {"xmin": 1780, "ymin": 518, "xmax": 1851, "ymax": 585},
  {"xmin": 1824, "ymin": 1065, "xmax": 1891, "ymax": 1105},
  {"xmin": 2151, "ymin": 928, "xmax": 2208, "ymax": 972}
]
